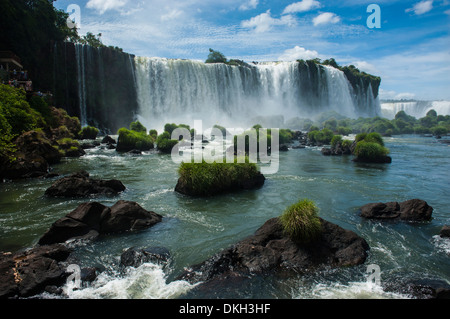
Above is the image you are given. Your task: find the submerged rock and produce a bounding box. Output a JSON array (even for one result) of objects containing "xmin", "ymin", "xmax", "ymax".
[
  {"xmin": 360, "ymin": 199, "xmax": 433, "ymax": 222},
  {"xmin": 44, "ymin": 171, "xmax": 126, "ymax": 198},
  {"xmin": 38, "ymin": 201, "xmax": 163, "ymax": 246},
  {"xmin": 179, "ymin": 217, "xmax": 369, "ymax": 284}
]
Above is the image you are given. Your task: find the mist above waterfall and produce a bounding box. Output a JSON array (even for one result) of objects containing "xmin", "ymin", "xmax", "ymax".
[{"xmin": 134, "ymin": 57, "xmax": 381, "ymax": 131}]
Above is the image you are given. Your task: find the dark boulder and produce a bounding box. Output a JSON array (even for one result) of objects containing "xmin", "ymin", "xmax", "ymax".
[
  {"xmin": 321, "ymin": 148, "xmax": 332, "ymax": 156},
  {"xmin": 100, "ymin": 200, "xmax": 163, "ymax": 233},
  {"xmin": 180, "ymin": 217, "xmax": 369, "ymax": 284},
  {"xmin": 383, "ymin": 276, "xmax": 450, "ymax": 299},
  {"xmin": 360, "ymin": 199, "xmax": 433, "ymax": 222},
  {"xmin": 440, "ymin": 225, "xmax": 450, "ymax": 238},
  {"xmin": 279, "ymin": 144, "xmax": 289, "ymax": 152},
  {"xmin": 101, "ymin": 136, "xmax": 117, "ymax": 144},
  {"xmin": 44, "ymin": 171, "xmax": 126, "ymax": 198},
  {"xmin": 120, "ymin": 247, "xmax": 171, "ymax": 268},
  {"xmin": 38, "ymin": 201, "xmax": 163, "ymax": 246},
  {"xmin": 0, "ymin": 244, "xmax": 71, "ymax": 298},
  {"xmin": 353, "ymin": 156, "xmax": 392, "ymax": 164}
]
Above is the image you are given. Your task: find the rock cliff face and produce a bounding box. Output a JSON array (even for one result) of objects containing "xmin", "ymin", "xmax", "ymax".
[
  {"xmin": 50, "ymin": 42, "xmax": 138, "ymax": 133},
  {"xmin": 46, "ymin": 42, "xmax": 382, "ymax": 133}
]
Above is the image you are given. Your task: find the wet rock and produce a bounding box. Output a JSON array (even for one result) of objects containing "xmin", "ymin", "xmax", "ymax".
[
  {"xmin": 101, "ymin": 136, "xmax": 116, "ymax": 144},
  {"xmin": 360, "ymin": 199, "xmax": 433, "ymax": 222},
  {"xmin": 0, "ymin": 245, "xmax": 71, "ymax": 298},
  {"xmin": 44, "ymin": 171, "xmax": 126, "ymax": 198},
  {"xmin": 38, "ymin": 201, "xmax": 162, "ymax": 246},
  {"xmin": 180, "ymin": 217, "xmax": 369, "ymax": 284},
  {"xmin": 120, "ymin": 247, "xmax": 171, "ymax": 268},
  {"xmin": 353, "ymin": 156, "xmax": 392, "ymax": 164},
  {"xmin": 384, "ymin": 277, "xmax": 450, "ymax": 299},
  {"xmin": 440, "ymin": 225, "xmax": 450, "ymax": 238}
]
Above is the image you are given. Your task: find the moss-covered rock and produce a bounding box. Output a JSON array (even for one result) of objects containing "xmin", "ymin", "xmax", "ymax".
[
  {"xmin": 79, "ymin": 126, "xmax": 100, "ymax": 140},
  {"xmin": 116, "ymin": 128, "xmax": 154, "ymax": 152},
  {"xmin": 175, "ymin": 158, "xmax": 265, "ymax": 197}
]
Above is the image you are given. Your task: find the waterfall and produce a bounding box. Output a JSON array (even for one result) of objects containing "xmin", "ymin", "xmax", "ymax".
[
  {"xmin": 75, "ymin": 44, "xmax": 88, "ymax": 127},
  {"xmin": 135, "ymin": 58, "xmax": 379, "ymax": 130},
  {"xmin": 72, "ymin": 44, "xmax": 139, "ymax": 133},
  {"xmin": 381, "ymin": 101, "xmax": 450, "ymax": 119}
]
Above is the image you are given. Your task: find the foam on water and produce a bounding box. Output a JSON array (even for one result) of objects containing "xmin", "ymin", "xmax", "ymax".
[{"xmin": 62, "ymin": 263, "xmax": 197, "ymax": 299}]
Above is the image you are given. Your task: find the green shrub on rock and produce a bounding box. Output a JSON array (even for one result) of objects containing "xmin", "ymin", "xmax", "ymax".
[
  {"xmin": 79, "ymin": 126, "xmax": 99, "ymax": 140},
  {"xmin": 279, "ymin": 199, "xmax": 322, "ymax": 244},
  {"xmin": 156, "ymin": 131, "xmax": 179, "ymax": 154},
  {"xmin": 116, "ymin": 128, "xmax": 154, "ymax": 152},
  {"xmin": 354, "ymin": 141, "xmax": 390, "ymax": 160},
  {"xmin": 130, "ymin": 121, "xmax": 147, "ymax": 134},
  {"xmin": 175, "ymin": 157, "xmax": 264, "ymax": 197}
]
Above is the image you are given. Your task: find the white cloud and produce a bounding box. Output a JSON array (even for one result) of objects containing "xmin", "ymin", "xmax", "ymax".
[
  {"xmin": 313, "ymin": 12, "xmax": 340, "ymax": 26},
  {"xmin": 86, "ymin": 0, "xmax": 128, "ymax": 14},
  {"xmin": 406, "ymin": 0, "xmax": 434, "ymax": 15},
  {"xmin": 282, "ymin": 0, "xmax": 321, "ymax": 14},
  {"xmin": 241, "ymin": 10, "xmax": 296, "ymax": 33},
  {"xmin": 161, "ymin": 9, "xmax": 183, "ymax": 21},
  {"xmin": 351, "ymin": 61, "xmax": 379, "ymax": 75},
  {"xmin": 278, "ymin": 46, "xmax": 319, "ymax": 61},
  {"xmin": 445, "ymin": 9, "xmax": 450, "ymax": 15},
  {"xmin": 379, "ymin": 89, "xmax": 416, "ymax": 100},
  {"xmin": 239, "ymin": 0, "xmax": 259, "ymax": 11}
]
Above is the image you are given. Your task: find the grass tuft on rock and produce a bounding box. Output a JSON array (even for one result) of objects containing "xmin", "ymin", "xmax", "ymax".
[{"xmin": 279, "ymin": 199, "xmax": 322, "ymax": 244}]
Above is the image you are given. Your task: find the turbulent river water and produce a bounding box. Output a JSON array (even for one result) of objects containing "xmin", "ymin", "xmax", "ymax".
[{"xmin": 0, "ymin": 135, "xmax": 449, "ymax": 299}]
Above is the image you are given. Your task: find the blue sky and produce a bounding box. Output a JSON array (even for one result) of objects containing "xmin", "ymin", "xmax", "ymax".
[{"xmin": 54, "ymin": 0, "xmax": 450, "ymax": 100}]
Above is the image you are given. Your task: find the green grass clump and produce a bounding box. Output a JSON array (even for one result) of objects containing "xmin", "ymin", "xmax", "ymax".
[
  {"xmin": 279, "ymin": 199, "xmax": 322, "ymax": 244},
  {"xmin": 79, "ymin": 126, "xmax": 99, "ymax": 140},
  {"xmin": 178, "ymin": 158, "xmax": 260, "ymax": 196}
]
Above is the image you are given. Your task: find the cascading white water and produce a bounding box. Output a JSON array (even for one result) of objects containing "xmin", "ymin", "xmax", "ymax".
[
  {"xmin": 381, "ymin": 101, "xmax": 450, "ymax": 119},
  {"xmin": 75, "ymin": 44, "xmax": 88, "ymax": 127},
  {"xmin": 134, "ymin": 57, "xmax": 378, "ymax": 130},
  {"xmin": 323, "ymin": 65, "xmax": 355, "ymax": 117}
]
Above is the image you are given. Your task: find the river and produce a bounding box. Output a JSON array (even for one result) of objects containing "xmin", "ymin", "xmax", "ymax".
[{"xmin": 0, "ymin": 135, "xmax": 449, "ymax": 299}]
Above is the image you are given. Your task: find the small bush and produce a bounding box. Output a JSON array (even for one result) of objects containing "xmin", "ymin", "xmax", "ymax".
[
  {"xmin": 354, "ymin": 141, "xmax": 390, "ymax": 159},
  {"xmin": 79, "ymin": 126, "xmax": 99, "ymax": 140},
  {"xmin": 156, "ymin": 131, "xmax": 179, "ymax": 154},
  {"xmin": 363, "ymin": 132, "xmax": 384, "ymax": 146},
  {"xmin": 279, "ymin": 199, "xmax": 322, "ymax": 244},
  {"xmin": 308, "ymin": 128, "xmax": 334, "ymax": 145},
  {"xmin": 116, "ymin": 128, "xmax": 154, "ymax": 152},
  {"xmin": 130, "ymin": 121, "xmax": 147, "ymax": 133},
  {"xmin": 331, "ymin": 135, "xmax": 343, "ymax": 149}
]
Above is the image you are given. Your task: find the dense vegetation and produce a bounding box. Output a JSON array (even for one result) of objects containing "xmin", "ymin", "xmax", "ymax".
[
  {"xmin": 287, "ymin": 109, "xmax": 450, "ymax": 137},
  {"xmin": 279, "ymin": 199, "xmax": 322, "ymax": 244},
  {"xmin": 0, "ymin": 83, "xmax": 85, "ymax": 179}
]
